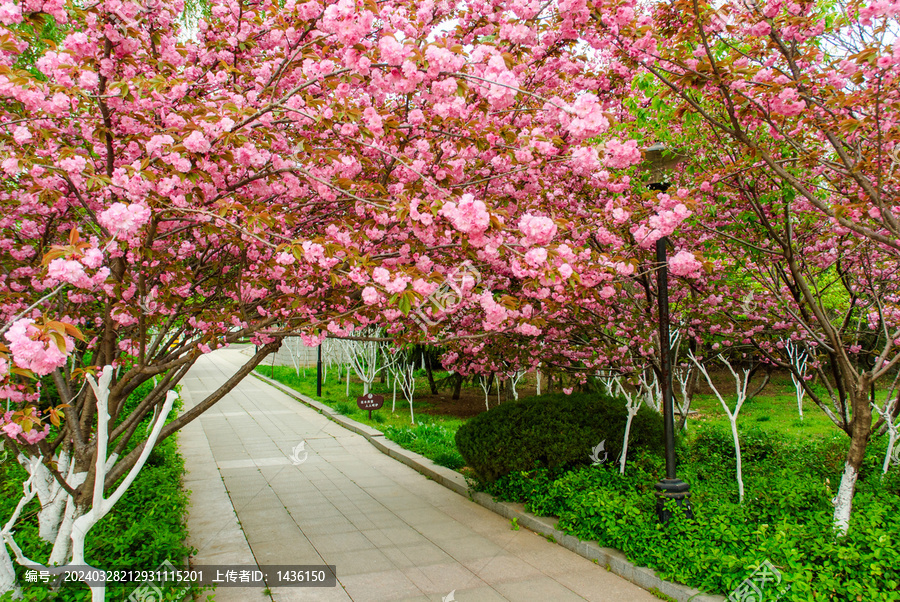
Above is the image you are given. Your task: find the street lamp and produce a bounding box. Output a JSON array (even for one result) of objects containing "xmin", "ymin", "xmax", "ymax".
[
  {"xmin": 643, "ymin": 143, "xmax": 693, "ymax": 523},
  {"xmin": 316, "ymin": 343, "xmax": 323, "ymax": 397}
]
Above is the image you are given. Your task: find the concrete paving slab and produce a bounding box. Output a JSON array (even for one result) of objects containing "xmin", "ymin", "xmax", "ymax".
[{"xmin": 179, "ymin": 347, "xmax": 662, "ymax": 601}]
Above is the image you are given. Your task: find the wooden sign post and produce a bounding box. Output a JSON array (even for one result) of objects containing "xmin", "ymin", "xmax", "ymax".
[{"xmin": 356, "ymin": 393, "xmax": 384, "ymax": 420}]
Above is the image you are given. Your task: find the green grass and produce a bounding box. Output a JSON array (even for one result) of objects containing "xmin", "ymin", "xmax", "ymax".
[
  {"xmin": 686, "ymin": 372, "xmax": 888, "ymax": 439},
  {"xmin": 258, "ymin": 365, "xmax": 466, "ymax": 468}
]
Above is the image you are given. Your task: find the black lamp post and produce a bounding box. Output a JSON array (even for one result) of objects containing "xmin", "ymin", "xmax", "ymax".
[
  {"xmin": 316, "ymin": 343, "xmax": 323, "ymax": 397},
  {"xmin": 644, "ymin": 144, "xmax": 693, "ymax": 523}
]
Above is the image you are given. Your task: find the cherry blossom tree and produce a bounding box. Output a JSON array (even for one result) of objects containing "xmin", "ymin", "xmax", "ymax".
[
  {"xmin": 2, "ymin": 0, "xmax": 708, "ymax": 592},
  {"xmin": 564, "ymin": 0, "xmax": 900, "ymax": 534}
]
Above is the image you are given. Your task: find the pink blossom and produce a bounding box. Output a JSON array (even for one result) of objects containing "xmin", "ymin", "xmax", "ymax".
[
  {"xmin": 363, "ymin": 107, "xmax": 383, "ymax": 136},
  {"xmin": 408, "ymin": 109, "xmax": 425, "ymax": 125},
  {"xmin": 78, "ymin": 71, "xmax": 98, "ymax": 89},
  {"xmin": 412, "ymin": 278, "xmax": 438, "ymax": 295},
  {"xmin": 13, "ymin": 126, "xmax": 31, "ymax": 144},
  {"xmin": 441, "ymin": 194, "xmax": 491, "ymax": 235},
  {"xmin": 184, "ymin": 130, "xmax": 212, "ymax": 153},
  {"xmin": 566, "ymin": 94, "xmax": 609, "ymax": 139},
  {"xmin": 559, "ymin": 263, "xmax": 574, "ymax": 279},
  {"xmin": 362, "ymin": 286, "xmax": 379, "ymax": 304},
  {"xmin": 378, "ymin": 36, "xmax": 407, "ymax": 66},
  {"xmin": 0, "ymin": 2, "xmax": 22, "ymax": 25},
  {"xmin": 524, "ymin": 247, "xmax": 548, "ymax": 266},
  {"xmin": 570, "ymin": 146, "xmax": 600, "ymax": 175},
  {"xmin": 372, "ymin": 267, "xmax": 390, "ymax": 285},
  {"xmin": 603, "ymin": 139, "xmax": 642, "ymax": 169},
  {"xmin": 98, "ymin": 202, "xmax": 151, "ymax": 239},
  {"xmin": 276, "ymin": 252, "xmax": 296, "ymax": 265},
  {"xmin": 516, "ymin": 323, "xmax": 542, "ymax": 336},
  {"xmin": 59, "ymin": 155, "xmax": 87, "ymax": 173},
  {"xmin": 21, "ymin": 424, "xmax": 50, "ymax": 445},
  {"xmin": 48, "ymin": 258, "xmax": 91, "ymax": 287},
  {"xmin": 147, "ymin": 134, "xmax": 174, "ymax": 156},
  {"xmin": 2, "ymin": 422, "xmax": 23, "ymax": 439},
  {"xmin": 5, "ymin": 319, "xmax": 72, "ymax": 376},
  {"xmin": 297, "ymin": 1, "xmax": 321, "ymax": 20},
  {"xmin": 519, "ymin": 214, "xmax": 557, "ymax": 246},
  {"xmin": 1, "ymin": 158, "xmax": 18, "ymax": 175},
  {"xmin": 385, "ymin": 277, "xmax": 407, "ymax": 294},
  {"xmin": 771, "ymin": 88, "xmax": 805, "ymax": 116},
  {"xmin": 748, "ymin": 21, "xmax": 771, "ymax": 36},
  {"xmin": 669, "ymin": 250, "xmax": 703, "ymax": 277}
]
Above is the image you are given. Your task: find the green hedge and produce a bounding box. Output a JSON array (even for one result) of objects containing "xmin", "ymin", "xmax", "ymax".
[{"xmin": 455, "ymin": 392, "xmax": 665, "ymax": 483}]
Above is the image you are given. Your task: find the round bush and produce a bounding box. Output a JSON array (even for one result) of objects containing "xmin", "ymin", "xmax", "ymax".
[{"xmin": 455, "ymin": 392, "xmax": 665, "ymax": 483}]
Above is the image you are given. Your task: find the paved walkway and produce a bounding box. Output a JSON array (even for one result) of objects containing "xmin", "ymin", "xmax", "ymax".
[{"xmin": 179, "ymin": 348, "xmax": 657, "ymax": 602}]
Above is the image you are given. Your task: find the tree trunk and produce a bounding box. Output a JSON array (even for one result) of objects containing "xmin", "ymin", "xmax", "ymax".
[
  {"xmin": 620, "ymin": 405, "xmax": 639, "ymax": 474},
  {"xmin": 452, "ymin": 373, "xmax": 463, "ymax": 400},
  {"xmin": 834, "ymin": 389, "xmax": 872, "ymax": 535},
  {"xmin": 677, "ymin": 365, "xmax": 700, "ymax": 431},
  {"xmin": 729, "ymin": 416, "xmax": 744, "ymax": 503},
  {"xmin": 747, "ymin": 365, "xmax": 771, "ymax": 400},
  {"xmin": 0, "ymin": 545, "xmax": 17, "ymax": 598},
  {"xmin": 425, "ymin": 352, "xmax": 438, "ymax": 394}
]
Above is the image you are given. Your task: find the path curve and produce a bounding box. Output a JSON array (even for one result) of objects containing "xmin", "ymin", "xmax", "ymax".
[{"xmin": 180, "ymin": 347, "xmax": 658, "ymax": 602}]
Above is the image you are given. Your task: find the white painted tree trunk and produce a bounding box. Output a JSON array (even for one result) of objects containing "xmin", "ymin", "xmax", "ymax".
[
  {"xmin": 1, "ymin": 367, "xmax": 175, "ymax": 601},
  {"xmin": 0, "ymin": 544, "xmax": 16, "ymax": 599},
  {"xmin": 32, "ymin": 451, "xmax": 69, "ymax": 542},
  {"xmin": 346, "ymin": 368, "xmax": 350, "ymax": 396},
  {"xmin": 620, "ymin": 403, "xmax": 639, "ymax": 475},
  {"xmin": 479, "ymin": 375, "xmax": 490, "ymax": 411},
  {"xmin": 397, "ymin": 364, "xmax": 416, "ymax": 424},
  {"xmin": 506, "ymin": 370, "xmax": 524, "ymax": 400},
  {"xmin": 871, "ymin": 396, "xmax": 900, "ymax": 475},
  {"xmin": 883, "ymin": 430, "xmax": 898, "ymax": 475},
  {"xmin": 536, "ymin": 370, "xmax": 541, "ymax": 395},
  {"xmin": 611, "ymin": 379, "xmax": 640, "ymax": 474},
  {"xmin": 785, "ymin": 340, "xmax": 808, "ymax": 420},
  {"xmin": 833, "ymin": 462, "xmax": 858, "ymax": 537},
  {"xmin": 729, "ymin": 416, "xmax": 745, "ymax": 502},
  {"xmin": 690, "ymin": 352, "xmax": 750, "ymax": 503}
]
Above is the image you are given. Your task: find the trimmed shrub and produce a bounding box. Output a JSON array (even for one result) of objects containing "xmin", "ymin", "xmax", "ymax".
[{"xmin": 455, "ymin": 392, "xmax": 665, "ymax": 483}]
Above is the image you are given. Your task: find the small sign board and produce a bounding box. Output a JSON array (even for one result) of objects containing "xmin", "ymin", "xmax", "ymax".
[{"xmin": 356, "ymin": 393, "xmax": 384, "ymax": 419}]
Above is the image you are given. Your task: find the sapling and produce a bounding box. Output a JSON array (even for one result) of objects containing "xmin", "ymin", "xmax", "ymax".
[
  {"xmin": 785, "ymin": 339, "xmax": 809, "ymax": 420},
  {"xmin": 689, "ymin": 351, "xmax": 751, "ymax": 503},
  {"xmin": 479, "ymin": 374, "xmax": 492, "ymax": 411},
  {"xmin": 610, "ymin": 376, "xmax": 641, "ymax": 475},
  {"xmin": 396, "ymin": 363, "xmax": 417, "ymax": 424}
]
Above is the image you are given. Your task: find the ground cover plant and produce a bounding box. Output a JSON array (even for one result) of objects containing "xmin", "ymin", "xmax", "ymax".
[{"xmin": 479, "ymin": 426, "xmax": 900, "ymax": 601}]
